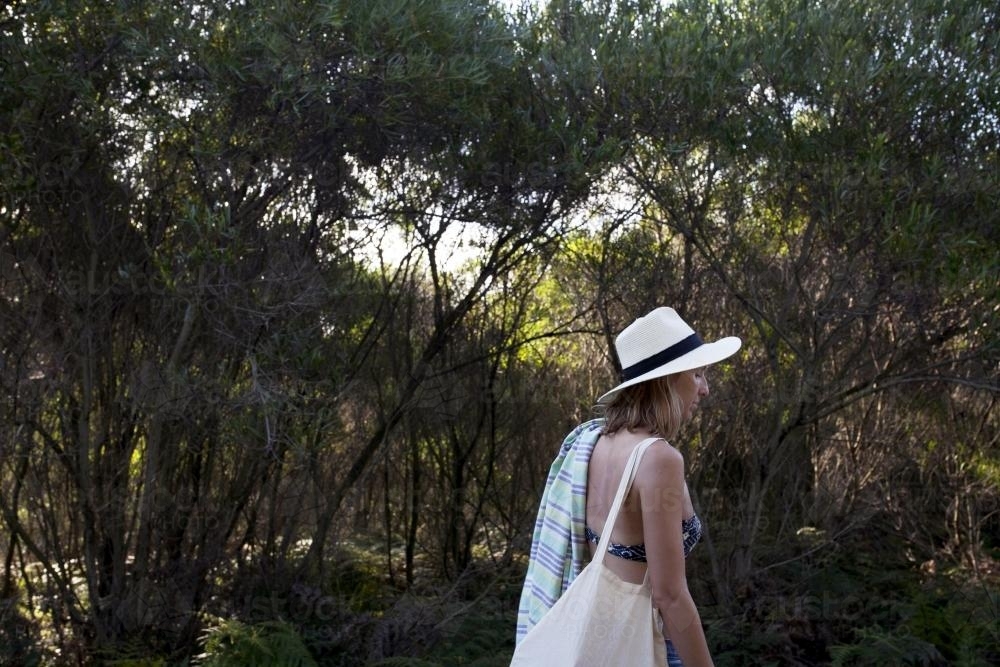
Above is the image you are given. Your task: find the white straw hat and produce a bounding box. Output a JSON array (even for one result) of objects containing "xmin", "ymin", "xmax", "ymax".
[{"xmin": 597, "ymin": 307, "xmax": 741, "ymax": 404}]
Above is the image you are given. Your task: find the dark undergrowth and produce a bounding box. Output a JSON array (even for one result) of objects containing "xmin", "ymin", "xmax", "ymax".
[{"xmin": 2, "ymin": 531, "xmax": 996, "ymax": 666}]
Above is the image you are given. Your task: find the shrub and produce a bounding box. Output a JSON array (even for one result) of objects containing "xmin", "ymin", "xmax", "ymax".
[{"xmin": 195, "ymin": 618, "xmax": 317, "ymax": 667}]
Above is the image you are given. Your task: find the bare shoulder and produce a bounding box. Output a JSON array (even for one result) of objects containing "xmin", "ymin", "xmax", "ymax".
[
  {"xmin": 642, "ymin": 439, "xmax": 684, "ymax": 467},
  {"xmin": 634, "ymin": 439, "xmax": 685, "ymax": 487}
]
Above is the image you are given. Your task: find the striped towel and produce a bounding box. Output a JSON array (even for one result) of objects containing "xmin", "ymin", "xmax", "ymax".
[{"xmin": 515, "ymin": 418, "xmax": 604, "ymax": 644}]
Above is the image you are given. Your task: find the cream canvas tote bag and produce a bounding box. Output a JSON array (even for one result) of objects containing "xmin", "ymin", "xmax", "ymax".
[{"xmin": 511, "ymin": 438, "xmax": 667, "ymax": 667}]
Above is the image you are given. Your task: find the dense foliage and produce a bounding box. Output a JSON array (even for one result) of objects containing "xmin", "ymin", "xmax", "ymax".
[{"xmin": 1, "ymin": 0, "xmax": 997, "ymax": 664}]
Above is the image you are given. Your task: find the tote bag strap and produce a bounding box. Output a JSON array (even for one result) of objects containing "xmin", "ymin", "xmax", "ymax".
[{"xmin": 594, "ymin": 436, "xmax": 663, "ymax": 564}]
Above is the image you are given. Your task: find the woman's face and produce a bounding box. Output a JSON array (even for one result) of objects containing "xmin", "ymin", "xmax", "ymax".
[{"xmin": 674, "ymin": 367, "xmax": 710, "ymax": 421}]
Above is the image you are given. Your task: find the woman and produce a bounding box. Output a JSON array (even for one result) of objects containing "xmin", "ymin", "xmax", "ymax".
[{"xmin": 516, "ymin": 307, "xmax": 740, "ymax": 667}]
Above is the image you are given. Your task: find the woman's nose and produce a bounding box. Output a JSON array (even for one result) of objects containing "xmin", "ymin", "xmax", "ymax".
[{"xmin": 699, "ymin": 377, "xmax": 710, "ymax": 397}]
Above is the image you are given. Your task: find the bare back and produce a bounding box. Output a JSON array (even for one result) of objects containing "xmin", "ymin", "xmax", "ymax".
[{"xmin": 585, "ymin": 430, "xmax": 696, "ymax": 584}]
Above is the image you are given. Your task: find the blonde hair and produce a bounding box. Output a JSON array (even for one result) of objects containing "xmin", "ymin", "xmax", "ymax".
[{"xmin": 598, "ymin": 374, "xmax": 686, "ymax": 440}]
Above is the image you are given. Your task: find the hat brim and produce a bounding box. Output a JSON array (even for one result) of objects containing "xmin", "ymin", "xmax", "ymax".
[{"xmin": 597, "ymin": 336, "xmax": 741, "ymax": 404}]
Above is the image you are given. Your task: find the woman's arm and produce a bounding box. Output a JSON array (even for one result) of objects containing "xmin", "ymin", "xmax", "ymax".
[{"xmin": 637, "ymin": 443, "xmax": 715, "ymax": 667}]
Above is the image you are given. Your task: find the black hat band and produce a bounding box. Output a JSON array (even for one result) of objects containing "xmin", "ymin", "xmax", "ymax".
[{"xmin": 620, "ymin": 333, "xmax": 703, "ymax": 382}]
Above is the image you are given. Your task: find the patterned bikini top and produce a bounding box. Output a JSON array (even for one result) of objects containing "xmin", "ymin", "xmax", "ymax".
[{"xmin": 585, "ymin": 514, "xmax": 703, "ymax": 562}]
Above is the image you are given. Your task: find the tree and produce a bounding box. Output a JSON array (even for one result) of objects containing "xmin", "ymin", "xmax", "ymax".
[
  {"xmin": 620, "ymin": 0, "xmax": 999, "ymax": 612},
  {"xmin": 0, "ymin": 0, "xmax": 635, "ymax": 658},
  {"xmin": 1, "ymin": 0, "xmax": 996, "ymax": 663}
]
